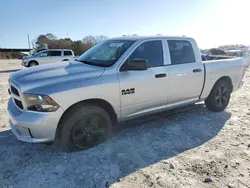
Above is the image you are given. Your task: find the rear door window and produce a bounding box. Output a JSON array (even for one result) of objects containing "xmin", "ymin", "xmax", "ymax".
[
  {"xmin": 64, "ymin": 51, "xmax": 72, "ymax": 56},
  {"xmin": 48, "ymin": 51, "xmax": 62, "ymax": 56},
  {"xmin": 168, "ymin": 40, "xmax": 196, "ymax": 65}
]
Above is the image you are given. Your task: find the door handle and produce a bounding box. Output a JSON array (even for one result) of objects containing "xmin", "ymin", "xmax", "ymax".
[
  {"xmin": 193, "ymin": 69, "xmax": 202, "ymax": 73},
  {"xmin": 155, "ymin": 73, "xmax": 166, "ymax": 78}
]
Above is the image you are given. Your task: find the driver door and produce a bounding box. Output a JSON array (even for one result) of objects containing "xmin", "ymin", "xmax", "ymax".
[
  {"xmin": 37, "ymin": 51, "xmax": 50, "ymax": 65},
  {"xmin": 118, "ymin": 40, "xmax": 168, "ymax": 119}
]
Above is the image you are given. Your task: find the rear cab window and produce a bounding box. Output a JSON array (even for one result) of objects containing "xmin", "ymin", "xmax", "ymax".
[
  {"xmin": 64, "ymin": 51, "xmax": 73, "ymax": 56},
  {"xmin": 168, "ymin": 40, "xmax": 196, "ymax": 65}
]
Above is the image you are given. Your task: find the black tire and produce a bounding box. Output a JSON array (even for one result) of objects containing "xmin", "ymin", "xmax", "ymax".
[
  {"xmin": 29, "ymin": 61, "xmax": 38, "ymax": 67},
  {"xmin": 205, "ymin": 80, "xmax": 231, "ymax": 112},
  {"xmin": 59, "ymin": 104, "xmax": 111, "ymax": 152},
  {"xmin": 62, "ymin": 59, "xmax": 69, "ymax": 61}
]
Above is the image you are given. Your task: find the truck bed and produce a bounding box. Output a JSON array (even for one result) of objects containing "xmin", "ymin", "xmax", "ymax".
[{"xmin": 200, "ymin": 57, "xmax": 245, "ymax": 100}]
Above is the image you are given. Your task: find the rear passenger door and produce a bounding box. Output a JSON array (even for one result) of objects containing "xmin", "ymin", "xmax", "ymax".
[
  {"xmin": 165, "ymin": 39, "xmax": 204, "ymax": 105},
  {"xmin": 47, "ymin": 50, "xmax": 63, "ymax": 63}
]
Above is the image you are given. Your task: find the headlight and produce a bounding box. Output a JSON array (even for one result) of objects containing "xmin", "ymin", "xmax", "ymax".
[{"xmin": 23, "ymin": 94, "xmax": 59, "ymax": 112}]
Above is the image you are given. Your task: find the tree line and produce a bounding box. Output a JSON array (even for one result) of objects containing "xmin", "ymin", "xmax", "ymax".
[
  {"xmin": 33, "ymin": 33, "xmax": 108, "ymax": 55},
  {"xmin": 218, "ymin": 44, "xmax": 248, "ymax": 51},
  {"xmin": 0, "ymin": 33, "xmax": 108, "ymax": 59}
]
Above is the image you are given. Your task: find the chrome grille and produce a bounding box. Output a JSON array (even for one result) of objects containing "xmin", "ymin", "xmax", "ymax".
[
  {"xmin": 10, "ymin": 84, "xmax": 24, "ymax": 110},
  {"xmin": 11, "ymin": 85, "xmax": 19, "ymax": 96},
  {"xmin": 14, "ymin": 98, "xmax": 23, "ymax": 109}
]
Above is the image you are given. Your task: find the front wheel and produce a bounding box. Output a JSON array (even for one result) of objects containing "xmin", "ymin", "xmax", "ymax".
[
  {"xmin": 59, "ymin": 104, "xmax": 111, "ymax": 152},
  {"xmin": 29, "ymin": 61, "xmax": 38, "ymax": 67},
  {"xmin": 205, "ymin": 80, "xmax": 231, "ymax": 112}
]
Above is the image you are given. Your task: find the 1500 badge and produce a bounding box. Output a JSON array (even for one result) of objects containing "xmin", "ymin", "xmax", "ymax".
[{"xmin": 122, "ymin": 88, "xmax": 135, "ymax": 95}]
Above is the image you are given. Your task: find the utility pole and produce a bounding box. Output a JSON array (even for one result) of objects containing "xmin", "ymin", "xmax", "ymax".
[{"xmin": 27, "ymin": 34, "xmax": 31, "ymax": 55}]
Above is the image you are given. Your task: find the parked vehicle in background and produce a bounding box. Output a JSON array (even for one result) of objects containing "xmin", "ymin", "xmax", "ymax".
[
  {"xmin": 22, "ymin": 49, "xmax": 75, "ymax": 67},
  {"xmin": 207, "ymin": 48, "xmax": 227, "ymax": 56},
  {"xmin": 242, "ymin": 51, "xmax": 250, "ymax": 67},
  {"xmin": 8, "ymin": 36, "xmax": 246, "ymax": 151},
  {"xmin": 226, "ymin": 50, "xmax": 250, "ymax": 67},
  {"xmin": 201, "ymin": 54, "xmax": 232, "ymax": 61},
  {"xmin": 201, "ymin": 48, "xmax": 232, "ymax": 61},
  {"xmin": 226, "ymin": 50, "xmax": 243, "ymax": 57}
]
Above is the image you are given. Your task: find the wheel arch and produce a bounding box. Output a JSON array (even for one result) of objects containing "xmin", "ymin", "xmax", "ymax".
[
  {"xmin": 214, "ymin": 76, "xmax": 233, "ymax": 93},
  {"xmin": 56, "ymin": 98, "xmax": 118, "ymax": 139},
  {"xmin": 205, "ymin": 76, "xmax": 233, "ymax": 112}
]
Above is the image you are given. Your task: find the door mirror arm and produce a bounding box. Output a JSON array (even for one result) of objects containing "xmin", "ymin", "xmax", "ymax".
[{"xmin": 121, "ymin": 59, "xmax": 148, "ymax": 72}]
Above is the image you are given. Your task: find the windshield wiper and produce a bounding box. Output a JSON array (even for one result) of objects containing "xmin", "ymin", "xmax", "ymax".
[{"xmin": 78, "ymin": 60, "xmax": 97, "ymax": 66}]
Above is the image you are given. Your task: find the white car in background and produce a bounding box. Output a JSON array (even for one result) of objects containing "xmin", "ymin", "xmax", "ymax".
[{"xmin": 22, "ymin": 49, "xmax": 75, "ymax": 67}]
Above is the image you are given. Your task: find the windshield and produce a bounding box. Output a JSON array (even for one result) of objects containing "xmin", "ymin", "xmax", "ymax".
[
  {"xmin": 77, "ymin": 40, "xmax": 135, "ymax": 67},
  {"xmin": 33, "ymin": 50, "xmax": 47, "ymax": 57}
]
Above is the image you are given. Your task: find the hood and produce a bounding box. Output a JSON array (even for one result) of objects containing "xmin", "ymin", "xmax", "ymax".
[{"xmin": 10, "ymin": 61, "xmax": 105, "ymax": 93}]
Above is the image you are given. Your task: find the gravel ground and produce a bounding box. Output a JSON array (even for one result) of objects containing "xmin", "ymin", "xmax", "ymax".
[{"xmin": 0, "ymin": 60, "xmax": 250, "ymax": 188}]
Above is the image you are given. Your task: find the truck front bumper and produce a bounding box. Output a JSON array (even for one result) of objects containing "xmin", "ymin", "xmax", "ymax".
[{"xmin": 7, "ymin": 98, "xmax": 64, "ymax": 143}]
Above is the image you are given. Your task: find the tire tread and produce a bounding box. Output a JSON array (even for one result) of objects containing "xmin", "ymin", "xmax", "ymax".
[{"xmin": 58, "ymin": 103, "xmax": 111, "ymax": 152}]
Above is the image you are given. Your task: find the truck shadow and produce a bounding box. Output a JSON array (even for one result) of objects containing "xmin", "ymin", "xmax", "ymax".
[{"xmin": 0, "ymin": 104, "xmax": 231, "ymax": 188}]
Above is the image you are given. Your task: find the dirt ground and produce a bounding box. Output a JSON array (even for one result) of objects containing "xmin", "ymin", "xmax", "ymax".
[{"xmin": 0, "ymin": 60, "xmax": 250, "ymax": 188}]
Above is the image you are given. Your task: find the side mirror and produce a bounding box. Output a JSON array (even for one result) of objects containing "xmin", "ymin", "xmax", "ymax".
[{"xmin": 122, "ymin": 59, "xmax": 148, "ymax": 71}]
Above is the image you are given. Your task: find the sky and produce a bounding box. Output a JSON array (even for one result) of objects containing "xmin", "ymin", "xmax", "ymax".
[{"xmin": 0, "ymin": 0, "xmax": 249, "ymax": 49}]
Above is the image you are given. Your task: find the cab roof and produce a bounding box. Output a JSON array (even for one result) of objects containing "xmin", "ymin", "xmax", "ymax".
[{"xmin": 110, "ymin": 35, "xmax": 194, "ymax": 41}]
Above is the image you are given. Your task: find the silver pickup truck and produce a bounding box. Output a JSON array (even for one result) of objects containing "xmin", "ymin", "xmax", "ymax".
[{"xmin": 8, "ymin": 36, "xmax": 246, "ymax": 151}]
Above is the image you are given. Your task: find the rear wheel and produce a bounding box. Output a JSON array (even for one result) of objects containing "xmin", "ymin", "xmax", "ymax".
[
  {"xmin": 29, "ymin": 61, "xmax": 38, "ymax": 67},
  {"xmin": 205, "ymin": 80, "xmax": 231, "ymax": 112},
  {"xmin": 59, "ymin": 104, "xmax": 111, "ymax": 152}
]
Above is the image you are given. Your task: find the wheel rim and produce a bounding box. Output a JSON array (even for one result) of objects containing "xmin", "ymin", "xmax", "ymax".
[
  {"xmin": 72, "ymin": 115, "xmax": 108, "ymax": 149},
  {"xmin": 215, "ymin": 85, "xmax": 229, "ymax": 107}
]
